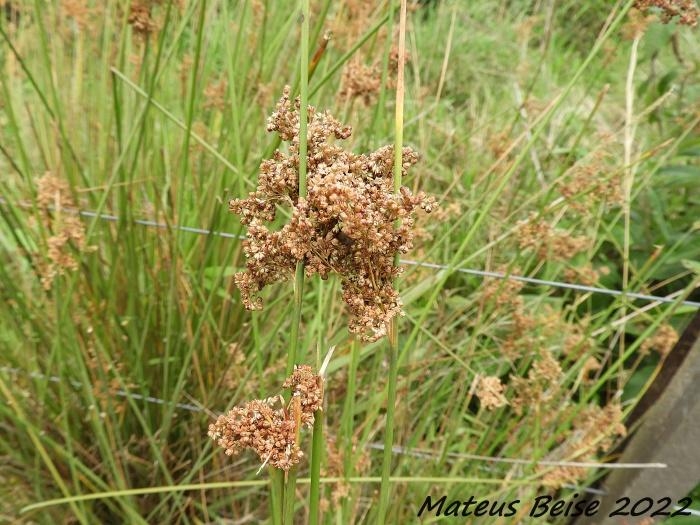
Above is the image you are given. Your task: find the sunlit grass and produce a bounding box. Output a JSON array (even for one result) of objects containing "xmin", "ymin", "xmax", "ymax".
[{"xmin": 1, "ymin": 1, "xmax": 699, "ymax": 523}]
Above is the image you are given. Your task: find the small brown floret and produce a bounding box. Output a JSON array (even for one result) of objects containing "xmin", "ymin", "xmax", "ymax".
[
  {"xmin": 516, "ymin": 213, "xmax": 590, "ymax": 261},
  {"xmin": 641, "ymin": 323, "xmax": 678, "ymax": 357},
  {"xmin": 475, "ymin": 376, "xmax": 507, "ymax": 410},
  {"xmin": 634, "ymin": 0, "xmax": 699, "ymax": 26},
  {"xmin": 128, "ymin": 2, "xmax": 157, "ymax": 37}
]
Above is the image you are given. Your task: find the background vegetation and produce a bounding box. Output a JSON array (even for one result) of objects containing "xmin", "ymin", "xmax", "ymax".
[{"xmin": 1, "ymin": 0, "xmax": 699, "ymax": 522}]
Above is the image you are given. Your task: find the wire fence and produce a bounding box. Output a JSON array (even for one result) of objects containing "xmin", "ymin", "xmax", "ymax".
[
  {"xmin": 2, "ymin": 198, "xmax": 699, "ymax": 419},
  {"xmin": 0, "ymin": 364, "xmax": 677, "ymax": 474},
  {"xmin": 2, "ymin": 198, "xmax": 699, "ymax": 504},
  {"xmin": 3, "ymin": 198, "xmax": 698, "ymax": 308},
  {"xmin": 7, "ymin": 363, "xmax": 700, "ymax": 516}
]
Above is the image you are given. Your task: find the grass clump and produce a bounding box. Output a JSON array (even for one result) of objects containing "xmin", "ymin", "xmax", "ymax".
[{"xmin": 1, "ymin": 0, "xmax": 700, "ymax": 523}]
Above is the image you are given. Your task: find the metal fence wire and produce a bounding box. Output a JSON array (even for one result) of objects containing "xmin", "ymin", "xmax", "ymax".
[
  {"xmin": 2, "ymin": 199, "xmax": 698, "ymax": 308},
  {"xmin": 2, "ymin": 200, "xmax": 700, "ymax": 508}
]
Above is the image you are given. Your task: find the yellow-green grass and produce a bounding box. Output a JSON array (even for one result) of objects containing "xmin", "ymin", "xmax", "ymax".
[{"xmin": 1, "ymin": 1, "xmax": 699, "ymax": 523}]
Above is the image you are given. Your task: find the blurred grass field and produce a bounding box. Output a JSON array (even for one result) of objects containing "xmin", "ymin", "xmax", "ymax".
[{"xmin": 1, "ymin": 0, "xmax": 700, "ymax": 523}]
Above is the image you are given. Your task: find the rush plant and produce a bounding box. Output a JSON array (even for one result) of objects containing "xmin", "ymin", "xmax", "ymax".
[
  {"xmin": 214, "ymin": 1, "xmax": 429, "ymax": 521},
  {"xmin": 2, "ymin": 0, "xmax": 700, "ymax": 523}
]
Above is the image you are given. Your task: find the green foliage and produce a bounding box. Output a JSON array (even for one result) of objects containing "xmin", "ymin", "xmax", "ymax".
[{"xmin": 1, "ymin": 0, "xmax": 699, "ymax": 523}]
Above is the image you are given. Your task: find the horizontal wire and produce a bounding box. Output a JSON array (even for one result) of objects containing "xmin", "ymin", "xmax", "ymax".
[
  {"xmin": 365, "ymin": 443, "xmax": 666, "ymax": 469},
  {"xmin": 0, "ymin": 366, "xmax": 202, "ymax": 413},
  {"xmin": 366, "ymin": 443, "xmax": 700, "ymax": 514},
  {"xmin": 11, "ymin": 363, "xmax": 698, "ymax": 515},
  {"xmin": 405, "ymin": 261, "xmax": 700, "ymax": 308},
  {"xmin": 76, "ymin": 208, "xmax": 247, "ymax": 240},
  {"xmin": 0, "ymin": 365, "xmax": 673, "ymax": 474},
  {"xmin": 2, "ymin": 198, "xmax": 698, "ymax": 308}
]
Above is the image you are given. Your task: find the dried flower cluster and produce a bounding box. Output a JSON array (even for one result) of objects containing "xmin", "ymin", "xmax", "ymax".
[
  {"xmin": 230, "ymin": 87, "xmax": 434, "ymax": 340},
  {"xmin": 86, "ymin": 344, "xmax": 128, "ymax": 416},
  {"xmin": 203, "ymin": 77, "xmax": 228, "ymax": 111},
  {"xmin": 580, "ymin": 356, "xmax": 602, "ymax": 381},
  {"xmin": 330, "ymin": 0, "xmax": 376, "ymax": 45},
  {"xmin": 557, "ymin": 153, "xmax": 624, "ymax": 213},
  {"xmin": 475, "ymin": 375, "xmax": 507, "ymax": 410},
  {"xmin": 282, "ymin": 364, "xmax": 324, "ymax": 425},
  {"xmin": 503, "ymin": 302, "xmax": 596, "ymax": 364},
  {"xmin": 563, "ymin": 264, "xmax": 608, "ymax": 287},
  {"xmin": 209, "ymin": 398, "xmax": 302, "ymax": 470},
  {"xmin": 623, "ymin": 7, "xmax": 660, "ymax": 38},
  {"xmin": 35, "ymin": 173, "xmax": 95, "ymax": 289},
  {"xmin": 339, "ymin": 59, "xmax": 381, "ymax": 106},
  {"xmin": 208, "ymin": 365, "xmax": 323, "ymax": 471},
  {"xmin": 510, "ymin": 350, "xmax": 564, "ymax": 415},
  {"xmin": 323, "ymin": 435, "xmax": 371, "ymax": 507},
  {"xmin": 641, "ymin": 323, "xmax": 678, "ymax": 357},
  {"xmin": 62, "ymin": 0, "xmax": 91, "ymax": 29},
  {"xmin": 530, "ymin": 351, "xmax": 564, "ymax": 383},
  {"xmin": 221, "ymin": 342, "xmax": 247, "ymax": 390},
  {"xmin": 516, "ymin": 214, "xmax": 590, "ymax": 261},
  {"xmin": 479, "ymin": 266, "xmax": 525, "ymax": 309},
  {"xmin": 128, "ymin": 1, "xmax": 157, "ymax": 37},
  {"xmin": 337, "ymin": 45, "xmax": 410, "ymax": 107},
  {"xmin": 539, "ymin": 402, "xmax": 627, "ymax": 488},
  {"xmin": 634, "ymin": 0, "xmax": 699, "ymax": 26}
]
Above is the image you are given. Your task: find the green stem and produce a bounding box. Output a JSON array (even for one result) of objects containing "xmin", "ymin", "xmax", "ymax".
[
  {"xmin": 270, "ymin": 468, "xmax": 284, "ymax": 525},
  {"xmin": 297, "ymin": 0, "xmax": 310, "ymax": 202},
  {"xmin": 343, "ymin": 342, "xmax": 360, "ymax": 453},
  {"xmin": 378, "ymin": 327, "xmax": 399, "ymax": 522},
  {"xmin": 378, "ymin": 0, "xmax": 407, "ymax": 522},
  {"xmin": 309, "ymin": 278, "xmax": 327, "ymax": 524},
  {"xmin": 283, "ymin": 468, "xmax": 298, "ymax": 525},
  {"xmin": 308, "ymin": 412, "xmax": 324, "ymax": 525},
  {"xmin": 283, "ymin": 1, "xmax": 310, "ymax": 523},
  {"xmin": 282, "ymin": 262, "xmax": 303, "ymax": 525},
  {"xmin": 286, "ymin": 262, "xmax": 306, "ymax": 376},
  {"xmin": 340, "ymin": 339, "xmax": 360, "ymax": 520}
]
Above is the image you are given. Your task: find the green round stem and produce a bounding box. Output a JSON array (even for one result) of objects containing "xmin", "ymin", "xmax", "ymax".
[{"xmin": 378, "ymin": 0, "xmax": 407, "ymax": 522}]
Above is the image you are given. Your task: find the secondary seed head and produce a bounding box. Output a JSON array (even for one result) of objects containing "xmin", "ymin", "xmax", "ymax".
[{"xmin": 208, "ymin": 365, "xmax": 323, "ymax": 471}]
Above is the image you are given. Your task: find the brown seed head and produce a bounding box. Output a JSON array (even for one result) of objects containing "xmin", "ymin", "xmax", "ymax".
[
  {"xmin": 208, "ymin": 365, "xmax": 323, "ymax": 471},
  {"xmin": 633, "ymin": 0, "xmax": 699, "ymax": 26},
  {"xmin": 230, "ymin": 87, "xmax": 434, "ymax": 340},
  {"xmin": 475, "ymin": 376, "xmax": 508, "ymax": 410}
]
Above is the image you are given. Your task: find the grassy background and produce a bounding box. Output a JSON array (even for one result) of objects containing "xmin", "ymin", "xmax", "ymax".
[{"xmin": 1, "ymin": 0, "xmax": 699, "ymax": 523}]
